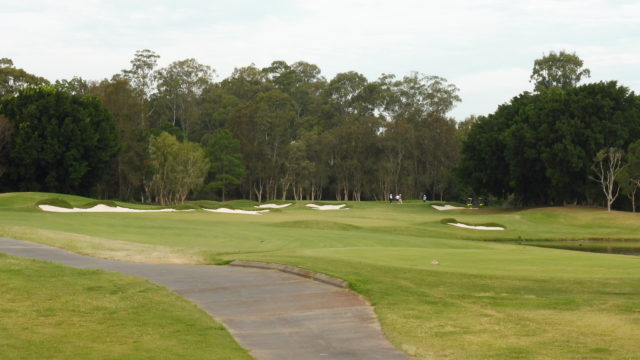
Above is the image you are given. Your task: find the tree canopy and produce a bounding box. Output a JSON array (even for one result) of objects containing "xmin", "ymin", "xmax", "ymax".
[
  {"xmin": 458, "ymin": 81, "xmax": 640, "ymax": 206},
  {"xmin": 0, "ymin": 86, "xmax": 119, "ymax": 194}
]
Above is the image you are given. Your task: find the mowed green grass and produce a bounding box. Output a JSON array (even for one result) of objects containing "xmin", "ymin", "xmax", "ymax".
[
  {"xmin": 2, "ymin": 192, "xmax": 640, "ymax": 359},
  {"xmin": 0, "ymin": 253, "xmax": 251, "ymax": 360}
]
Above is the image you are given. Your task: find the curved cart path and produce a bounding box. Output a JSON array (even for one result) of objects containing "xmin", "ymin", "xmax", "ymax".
[{"xmin": 0, "ymin": 238, "xmax": 409, "ymax": 360}]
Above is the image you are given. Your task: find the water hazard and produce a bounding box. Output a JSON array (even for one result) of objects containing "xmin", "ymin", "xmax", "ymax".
[{"xmin": 514, "ymin": 239, "xmax": 640, "ymax": 256}]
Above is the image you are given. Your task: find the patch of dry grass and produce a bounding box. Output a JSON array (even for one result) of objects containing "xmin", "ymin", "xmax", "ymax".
[{"xmin": 0, "ymin": 226, "xmax": 203, "ymax": 264}]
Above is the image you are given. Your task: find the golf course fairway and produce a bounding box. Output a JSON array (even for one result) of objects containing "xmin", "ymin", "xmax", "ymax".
[{"xmin": 1, "ymin": 192, "xmax": 639, "ymax": 360}]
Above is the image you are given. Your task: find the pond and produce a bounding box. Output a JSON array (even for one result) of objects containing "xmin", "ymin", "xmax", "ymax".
[{"xmin": 514, "ymin": 240, "xmax": 640, "ymax": 256}]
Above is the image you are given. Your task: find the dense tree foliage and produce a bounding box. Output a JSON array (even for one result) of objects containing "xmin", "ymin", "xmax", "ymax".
[
  {"xmin": 458, "ymin": 82, "xmax": 640, "ymax": 206},
  {"xmin": 0, "ymin": 86, "xmax": 119, "ymax": 194}
]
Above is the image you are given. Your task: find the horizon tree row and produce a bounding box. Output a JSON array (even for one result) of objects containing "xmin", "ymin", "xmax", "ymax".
[{"xmin": 0, "ymin": 52, "xmax": 464, "ymax": 202}]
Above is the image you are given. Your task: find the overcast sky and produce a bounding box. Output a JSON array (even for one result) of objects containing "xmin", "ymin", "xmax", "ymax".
[{"xmin": 2, "ymin": 0, "xmax": 639, "ymax": 120}]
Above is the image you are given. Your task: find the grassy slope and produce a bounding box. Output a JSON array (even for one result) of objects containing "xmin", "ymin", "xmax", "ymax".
[
  {"xmin": 0, "ymin": 253, "xmax": 251, "ymax": 360},
  {"xmin": 2, "ymin": 192, "xmax": 640, "ymax": 359}
]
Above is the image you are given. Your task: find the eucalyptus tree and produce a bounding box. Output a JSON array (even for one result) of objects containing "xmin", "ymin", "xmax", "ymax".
[
  {"xmin": 530, "ymin": 50, "xmax": 590, "ymax": 92},
  {"xmin": 591, "ymin": 147, "xmax": 625, "ymax": 211},
  {"xmin": 0, "ymin": 58, "xmax": 49, "ymax": 97},
  {"xmin": 263, "ymin": 60, "xmax": 326, "ymax": 128},
  {"xmin": 192, "ymin": 84, "xmax": 240, "ymax": 142},
  {"xmin": 380, "ymin": 72, "xmax": 461, "ymax": 198},
  {"xmin": 281, "ymin": 140, "xmax": 314, "ymax": 200},
  {"xmin": 155, "ymin": 58, "xmax": 214, "ymax": 138},
  {"xmin": 122, "ymin": 49, "xmax": 160, "ymax": 127},
  {"xmin": 54, "ymin": 77, "xmax": 92, "ymax": 96},
  {"xmin": 322, "ymin": 72, "xmax": 384, "ymax": 200},
  {"xmin": 228, "ymin": 88, "xmax": 297, "ymax": 201},
  {"xmin": 221, "ymin": 64, "xmax": 271, "ymax": 102}
]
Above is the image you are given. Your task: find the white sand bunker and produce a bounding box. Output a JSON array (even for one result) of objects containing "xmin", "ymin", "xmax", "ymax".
[
  {"xmin": 204, "ymin": 208, "xmax": 269, "ymax": 215},
  {"xmin": 432, "ymin": 205, "xmax": 474, "ymax": 211},
  {"xmin": 448, "ymin": 223, "xmax": 504, "ymax": 231},
  {"xmin": 39, "ymin": 204, "xmax": 186, "ymax": 213},
  {"xmin": 255, "ymin": 203, "xmax": 292, "ymax": 209},
  {"xmin": 306, "ymin": 204, "xmax": 348, "ymax": 210}
]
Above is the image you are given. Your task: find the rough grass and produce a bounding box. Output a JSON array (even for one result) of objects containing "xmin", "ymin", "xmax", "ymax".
[
  {"xmin": 2, "ymin": 193, "xmax": 640, "ymax": 359},
  {"xmin": 0, "ymin": 253, "xmax": 251, "ymax": 360}
]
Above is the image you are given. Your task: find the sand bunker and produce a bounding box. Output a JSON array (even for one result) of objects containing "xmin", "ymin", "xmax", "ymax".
[
  {"xmin": 255, "ymin": 203, "xmax": 292, "ymax": 209},
  {"xmin": 432, "ymin": 205, "xmax": 473, "ymax": 211},
  {"xmin": 306, "ymin": 204, "xmax": 347, "ymax": 210},
  {"xmin": 39, "ymin": 204, "xmax": 186, "ymax": 213},
  {"xmin": 448, "ymin": 223, "xmax": 504, "ymax": 231},
  {"xmin": 204, "ymin": 208, "xmax": 269, "ymax": 215}
]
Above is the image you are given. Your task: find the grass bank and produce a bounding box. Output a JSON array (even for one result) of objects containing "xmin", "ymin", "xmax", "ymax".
[{"xmin": 0, "ymin": 252, "xmax": 251, "ymax": 360}]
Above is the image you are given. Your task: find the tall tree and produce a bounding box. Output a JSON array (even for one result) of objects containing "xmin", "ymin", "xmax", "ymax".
[
  {"xmin": 0, "ymin": 58, "xmax": 49, "ymax": 97},
  {"xmin": 530, "ymin": 50, "xmax": 591, "ymax": 92},
  {"xmin": 155, "ymin": 58, "xmax": 214, "ymax": 138},
  {"xmin": 121, "ymin": 49, "xmax": 160, "ymax": 128}
]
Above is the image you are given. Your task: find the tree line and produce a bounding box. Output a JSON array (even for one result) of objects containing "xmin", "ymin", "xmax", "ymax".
[
  {"xmin": 0, "ymin": 51, "xmax": 463, "ymax": 203},
  {"xmin": 2, "ymin": 50, "xmax": 639, "ymax": 210}
]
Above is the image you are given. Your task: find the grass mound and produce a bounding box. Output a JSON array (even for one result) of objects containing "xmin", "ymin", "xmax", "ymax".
[
  {"xmin": 171, "ymin": 204, "xmax": 201, "ymax": 210},
  {"xmin": 192, "ymin": 200, "xmax": 258, "ymax": 210},
  {"xmin": 35, "ymin": 198, "xmax": 73, "ymax": 209},
  {"xmin": 76, "ymin": 200, "xmax": 118, "ymax": 209},
  {"xmin": 306, "ymin": 201, "xmax": 352, "ymax": 206},
  {"xmin": 258, "ymin": 200, "xmax": 295, "ymax": 205},
  {"xmin": 440, "ymin": 217, "xmax": 506, "ymax": 229},
  {"xmin": 273, "ymin": 220, "xmax": 361, "ymax": 231}
]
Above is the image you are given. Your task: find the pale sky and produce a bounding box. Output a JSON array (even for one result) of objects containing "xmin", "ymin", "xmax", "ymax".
[{"xmin": 2, "ymin": 0, "xmax": 639, "ymax": 121}]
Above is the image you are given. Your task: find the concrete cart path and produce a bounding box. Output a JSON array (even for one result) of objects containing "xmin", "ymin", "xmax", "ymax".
[{"xmin": 0, "ymin": 238, "xmax": 410, "ymax": 360}]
